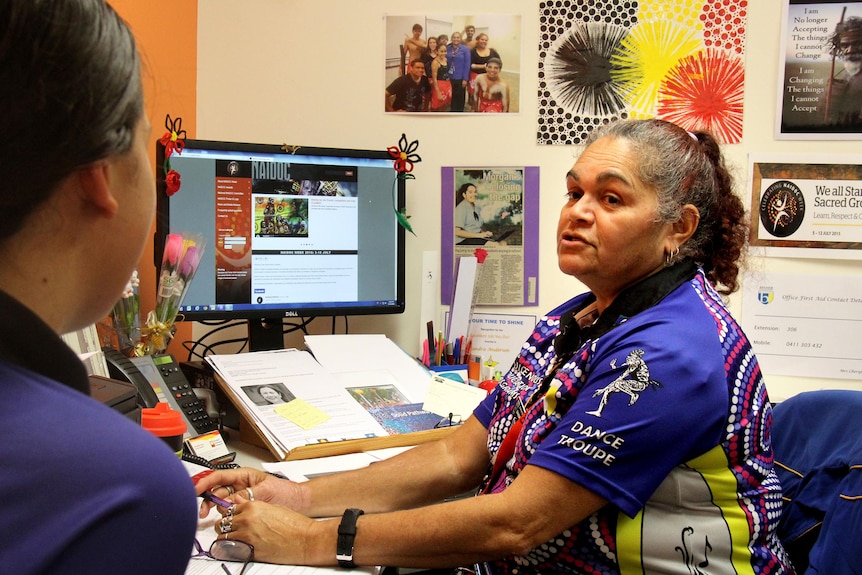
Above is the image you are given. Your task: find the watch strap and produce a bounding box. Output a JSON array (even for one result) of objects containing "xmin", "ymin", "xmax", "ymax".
[{"xmin": 336, "ymin": 508, "xmax": 364, "ymax": 568}]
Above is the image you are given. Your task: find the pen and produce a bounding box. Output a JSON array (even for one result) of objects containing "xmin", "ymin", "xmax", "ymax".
[
  {"xmin": 200, "ymin": 490, "xmax": 233, "ymax": 508},
  {"xmin": 426, "ymin": 321, "xmax": 436, "ymax": 366},
  {"xmin": 422, "ymin": 339, "xmax": 430, "ymax": 367}
]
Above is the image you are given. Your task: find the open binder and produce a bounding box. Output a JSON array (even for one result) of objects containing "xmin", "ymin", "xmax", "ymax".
[{"xmin": 207, "ymin": 337, "xmax": 459, "ymax": 461}]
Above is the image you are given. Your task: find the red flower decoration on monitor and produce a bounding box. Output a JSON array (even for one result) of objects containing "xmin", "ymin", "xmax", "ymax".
[
  {"xmin": 386, "ymin": 133, "xmax": 421, "ymax": 236},
  {"xmin": 160, "ymin": 115, "xmax": 187, "ymax": 158},
  {"xmin": 387, "ymin": 133, "xmax": 421, "ymax": 173},
  {"xmin": 160, "ymin": 114, "xmax": 187, "ymax": 196}
]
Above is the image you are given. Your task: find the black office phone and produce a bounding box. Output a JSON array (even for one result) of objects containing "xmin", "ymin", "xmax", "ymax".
[{"xmin": 103, "ymin": 348, "xmax": 218, "ymax": 437}]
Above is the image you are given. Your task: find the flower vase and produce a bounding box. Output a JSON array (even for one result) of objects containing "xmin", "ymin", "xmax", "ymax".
[{"xmin": 112, "ymin": 312, "xmax": 141, "ymax": 356}]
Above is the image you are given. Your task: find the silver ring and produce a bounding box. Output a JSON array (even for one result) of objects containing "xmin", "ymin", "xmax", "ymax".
[
  {"xmin": 246, "ymin": 487, "xmax": 255, "ymax": 502},
  {"xmin": 219, "ymin": 517, "xmax": 232, "ymax": 534},
  {"xmin": 226, "ymin": 504, "xmax": 237, "ymax": 517},
  {"xmin": 224, "ymin": 532, "xmax": 230, "ymax": 541},
  {"xmin": 224, "ymin": 485, "xmax": 235, "ymax": 496}
]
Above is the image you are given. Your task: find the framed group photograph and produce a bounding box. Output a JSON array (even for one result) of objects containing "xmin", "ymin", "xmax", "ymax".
[{"xmin": 384, "ymin": 14, "xmax": 522, "ymax": 114}]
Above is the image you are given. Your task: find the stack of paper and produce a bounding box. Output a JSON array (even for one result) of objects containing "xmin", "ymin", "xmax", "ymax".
[{"xmin": 206, "ymin": 339, "xmax": 463, "ymax": 461}]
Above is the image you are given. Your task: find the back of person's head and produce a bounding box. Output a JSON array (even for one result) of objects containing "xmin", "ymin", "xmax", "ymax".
[
  {"xmin": 585, "ymin": 119, "xmax": 747, "ymax": 294},
  {"xmin": 0, "ymin": 0, "xmax": 143, "ymax": 241}
]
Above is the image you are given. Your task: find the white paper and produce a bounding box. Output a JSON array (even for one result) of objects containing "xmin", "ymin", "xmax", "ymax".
[
  {"xmin": 741, "ymin": 271, "xmax": 862, "ymax": 380},
  {"xmin": 422, "ymin": 375, "xmax": 488, "ymax": 419},
  {"xmin": 463, "ymin": 312, "xmax": 536, "ymax": 376},
  {"xmin": 261, "ymin": 446, "xmax": 415, "ymax": 481},
  {"xmin": 304, "ymin": 334, "xmax": 432, "ymax": 402}
]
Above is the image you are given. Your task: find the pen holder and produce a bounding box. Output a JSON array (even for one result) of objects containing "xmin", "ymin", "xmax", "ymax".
[{"xmin": 141, "ymin": 402, "xmax": 187, "ymax": 457}]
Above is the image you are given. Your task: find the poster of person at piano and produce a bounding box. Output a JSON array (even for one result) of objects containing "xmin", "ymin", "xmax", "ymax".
[{"xmin": 441, "ymin": 166, "xmax": 539, "ymax": 307}]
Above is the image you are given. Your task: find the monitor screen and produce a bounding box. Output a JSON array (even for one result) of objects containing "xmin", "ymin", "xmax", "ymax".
[{"xmin": 155, "ymin": 139, "xmax": 405, "ymax": 351}]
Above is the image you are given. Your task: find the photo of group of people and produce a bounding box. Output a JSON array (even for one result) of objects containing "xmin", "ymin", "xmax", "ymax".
[
  {"xmin": 254, "ymin": 196, "xmax": 308, "ymax": 238},
  {"xmin": 384, "ymin": 14, "xmax": 522, "ymax": 114}
]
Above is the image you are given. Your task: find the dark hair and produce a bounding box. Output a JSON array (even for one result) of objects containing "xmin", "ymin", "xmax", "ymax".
[
  {"xmin": 585, "ymin": 119, "xmax": 747, "ymax": 294},
  {"xmin": 0, "ymin": 0, "xmax": 143, "ymax": 240},
  {"xmin": 455, "ymin": 183, "xmax": 477, "ymax": 205},
  {"xmin": 486, "ymin": 57, "xmax": 503, "ymax": 68},
  {"xmin": 827, "ymin": 16, "xmax": 862, "ymax": 57}
]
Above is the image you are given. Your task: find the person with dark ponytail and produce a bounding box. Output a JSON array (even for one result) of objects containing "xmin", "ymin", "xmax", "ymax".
[
  {"xmin": 193, "ymin": 119, "xmax": 793, "ymax": 575},
  {"xmin": 0, "ymin": 1, "xmax": 197, "ymax": 573}
]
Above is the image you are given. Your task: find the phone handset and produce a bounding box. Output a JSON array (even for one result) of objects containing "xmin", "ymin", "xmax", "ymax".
[{"xmin": 102, "ymin": 347, "xmax": 160, "ymax": 408}]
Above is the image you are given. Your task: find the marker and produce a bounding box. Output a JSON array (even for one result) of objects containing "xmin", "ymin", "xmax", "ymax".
[{"xmin": 200, "ymin": 490, "xmax": 232, "ymax": 508}]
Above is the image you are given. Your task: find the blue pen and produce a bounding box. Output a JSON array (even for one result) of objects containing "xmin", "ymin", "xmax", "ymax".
[{"xmin": 453, "ymin": 338, "xmax": 461, "ymax": 365}]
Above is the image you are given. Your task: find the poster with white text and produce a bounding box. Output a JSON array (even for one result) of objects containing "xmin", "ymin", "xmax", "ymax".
[
  {"xmin": 748, "ymin": 153, "xmax": 862, "ymax": 259},
  {"xmin": 776, "ymin": 0, "xmax": 862, "ymax": 139}
]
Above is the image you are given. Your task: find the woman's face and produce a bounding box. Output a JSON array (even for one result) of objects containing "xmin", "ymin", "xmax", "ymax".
[
  {"xmin": 90, "ymin": 114, "xmax": 155, "ymax": 327},
  {"xmin": 259, "ymin": 386, "xmax": 282, "ymax": 403},
  {"xmin": 477, "ymin": 34, "xmax": 488, "ymax": 48},
  {"xmin": 464, "ymin": 185, "xmax": 478, "ymax": 203},
  {"xmin": 557, "ymin": 136, "xmax": 672, "ymax": 308},
  {"xmin": 437, "ymin": 44, "xmax": 447, "ymax": 57},
  {"xmin": 428, "ymin": 38, "xmax": 438, "ymax": 52}
]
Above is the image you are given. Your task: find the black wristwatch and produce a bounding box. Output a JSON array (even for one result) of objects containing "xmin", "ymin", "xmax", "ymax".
[{"xmin": 336, "ymin": 508, "xmax": 364, "ymax": 568}]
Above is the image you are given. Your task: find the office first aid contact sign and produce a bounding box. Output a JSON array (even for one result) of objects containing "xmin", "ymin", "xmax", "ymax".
[
  {"xmin": 748, "ymin": 154, "xmax": 862, "ymax": 259},
  {"xmin": 742, "ymin": 271, "xmax": 862, "ymax": 380}
]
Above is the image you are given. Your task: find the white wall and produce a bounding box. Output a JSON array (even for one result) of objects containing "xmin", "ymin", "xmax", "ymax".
[{"xmin": 195, "ymin": 0, "xmax": 862, "ymax": 400}]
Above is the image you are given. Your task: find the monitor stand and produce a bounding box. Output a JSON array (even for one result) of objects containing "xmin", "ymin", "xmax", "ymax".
[{"xmin": 247, "ymin": 318, "xmax": 285, "ymax": 352}]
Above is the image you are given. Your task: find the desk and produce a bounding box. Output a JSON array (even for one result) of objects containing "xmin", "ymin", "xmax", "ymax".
[{"xmin": 226, "ymin": 430, "xmax": 277, "ymax": 467}]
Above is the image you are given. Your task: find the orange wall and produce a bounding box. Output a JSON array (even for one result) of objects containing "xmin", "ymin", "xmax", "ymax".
[{"xmin": 111, "ymin": 1, "xmax": 197, "ymax": 358}]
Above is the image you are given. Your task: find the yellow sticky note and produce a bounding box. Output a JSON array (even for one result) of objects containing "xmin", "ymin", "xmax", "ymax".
[{"xmin": 274, "ymin": 398, "xmax": 331, "ymax": 429}]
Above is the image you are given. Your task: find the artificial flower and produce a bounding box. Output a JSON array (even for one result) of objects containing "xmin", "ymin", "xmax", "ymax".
[
  {"xmin": 387, "ymin": 133, "xmax": 421, "ymax": 173},
  {"xmin": 474, "ymin": 248, "xmax": 488, "ymax": 264},
  {"xmin": 138, "ymin": 232, "xmax": 205, "ymax": 355},
  {"xmin": 159, "ymin": 115, "xmax": 187, "ymax": 158},
  {"xmin": 165, "ymin": 169, "xmax": 182, "ymax": 196},
  {"xmin": 160, "ymin": 113, "xmax": 186, "ymax": 196},
  {"xmin": 387, "ymin": 134, "xmax": 421, "ymax": 236}
]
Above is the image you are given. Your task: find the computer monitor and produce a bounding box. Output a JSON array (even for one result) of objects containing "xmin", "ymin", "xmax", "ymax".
[{"xmin": 155, "ymin": 139, "xmax": 406, "ymax": 351}]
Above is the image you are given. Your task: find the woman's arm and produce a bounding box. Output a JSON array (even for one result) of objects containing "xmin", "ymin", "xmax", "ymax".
[
  {"xmin": 196, "ymin": 416, "xmax": 490, "ymax": 517},
  {"xmin": 221, "ymin": 444, "xmax": 607, "ymax": 567},
  {"xmin": 299, "ymin": 416, "xmax": 490, "ymax": 516},
  {"xmin": 455, "ymin": 226, "xmax": 493, "ymax": 240}
]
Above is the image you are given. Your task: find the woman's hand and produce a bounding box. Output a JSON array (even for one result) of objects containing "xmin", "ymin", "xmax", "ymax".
[
  {"xmin": 212, "ymin": 495, "xmax": 318, "ymax": 565},
  {"xmin": 194, "ymin": 467, "xmax": 305, "ymax": 517}
]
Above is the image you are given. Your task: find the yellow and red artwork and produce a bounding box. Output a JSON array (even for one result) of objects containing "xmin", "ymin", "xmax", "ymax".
[{"xmin": 538, "ymin": 0, "xmax": 747, "ymax": 144}]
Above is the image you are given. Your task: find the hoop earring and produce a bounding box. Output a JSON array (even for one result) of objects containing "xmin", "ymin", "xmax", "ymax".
[{"xmin": 665, "ymin": 247, "xmax": 679, "ymax": 265}]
